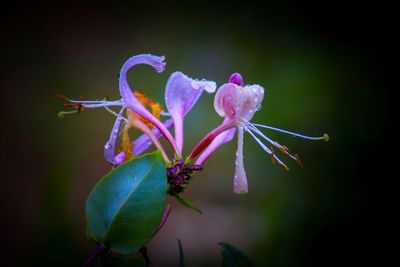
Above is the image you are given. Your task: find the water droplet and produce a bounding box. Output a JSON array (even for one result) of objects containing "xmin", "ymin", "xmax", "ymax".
[
  {"xmin": 104, "ymin": 142, "xmax": 112, "ymax": 150},
  {"xmin": 191, "ymin": 81, "xmax": 200, "ymax": 90}
]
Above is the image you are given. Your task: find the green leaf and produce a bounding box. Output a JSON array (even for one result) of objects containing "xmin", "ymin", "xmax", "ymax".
[
  {"xmin": 178, "ymin": 239, "xmax": 185, "ymax": 267},
  {"xmin": 220, "ymin": 242, "xmax": 255, "ymax": 267},
  {"xmin": 172, "ymin": 191, "xmax": 202, "ymax": 214},
  {"xmin": 86, "ymin": 151, "xmax": 167, "ymax": 254}
]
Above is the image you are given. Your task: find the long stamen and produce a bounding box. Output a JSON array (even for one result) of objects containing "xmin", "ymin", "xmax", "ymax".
[
  {"xmin": 252, "ymin": 123, "xmax": 329, "ymax": 141},
  {"xmin": 131, "ymin": 117, "xmax": 170, "ymax": 163},
  {"xmin": 244, "ymin": 121, "xmax": 297, "ymax": 160},
  {"xmin": 59, "ymin": 95, "xmax": 124, "ymax": 118},
  {"xmin": 70, "ymin": 99, "xmax": 123, "ymax": 104},
  {"xmin": 103, "ymin": 106, "xmax": 129, "ymax": 123},
  {"xmin": 243, "ymin": 124, "xmax": 289, "ymax": 171},
  {"xmin": 58, "ymin": 110, "xmax": 79, "ymax": 118},
  {"xmin": 76, "ymin": 102, "xmax": 123, "ymax": 109}
]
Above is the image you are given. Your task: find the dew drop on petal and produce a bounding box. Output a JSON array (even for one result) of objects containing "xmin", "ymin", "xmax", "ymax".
[
  {"xmin": 191, "ymin": 81, "xmax": 200, "ymax": 90},
  {"xmin": 104, "ymin": 142, "xmax": 112, "ymax": 150}
]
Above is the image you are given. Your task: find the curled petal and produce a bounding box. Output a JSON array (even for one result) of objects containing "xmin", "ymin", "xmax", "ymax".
[
  {"xmin": 119, "ymin": 54, "xmax": 180, "ymax": 156},
  {"xmin": 195, "ymin": 118, "xmax": 236, "ymax": 166},
  {"xmin": 165, "ymin": 72, "xmax": 216, "ymax": 153},
  {"xmin": 104, "ymin": 108, "xmax": 125, "ymax": 165}
]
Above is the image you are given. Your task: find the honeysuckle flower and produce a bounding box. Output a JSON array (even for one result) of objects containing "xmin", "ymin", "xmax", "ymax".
[
  {"xmin": 59, "ymin": 54, "xmax": 216, "ymax": 166},
  {"xmin": 190, "ymin": 73, "xmax": 329, "ymax": 194}
]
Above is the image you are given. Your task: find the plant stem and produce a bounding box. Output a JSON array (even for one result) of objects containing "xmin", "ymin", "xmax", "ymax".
[{"xmin": 80, "ymin": 244, "xmax": 107, "ymax": 267}]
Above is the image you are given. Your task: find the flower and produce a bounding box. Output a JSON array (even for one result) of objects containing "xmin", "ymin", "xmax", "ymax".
[
  {"xmin": 189, "ymin": 73, "xmax": 329, "ymax": 194},
  {"xmin": 59, "ymin": 54, "xmax": 216, "ymax": 165},
  {"xmin": 59, "ymin": 55, "xmax": 328, "ymax": 195}
]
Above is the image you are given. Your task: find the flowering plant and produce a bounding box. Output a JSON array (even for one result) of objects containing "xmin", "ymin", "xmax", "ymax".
[{"xmin": 59, "ymin": 54, "xmax": 328, "ymax": 266}]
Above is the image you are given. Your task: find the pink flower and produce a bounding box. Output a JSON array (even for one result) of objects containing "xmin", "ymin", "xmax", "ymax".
[{"xmin": 190, "ymin": 73, "xmax": 329, "ymax": 194}]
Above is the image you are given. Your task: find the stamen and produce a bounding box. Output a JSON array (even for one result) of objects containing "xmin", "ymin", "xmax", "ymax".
[
  {"xmin": 243, "ymin": 124, "xmax": 288, "ymax": 168},
  {"xmin": 274, "ymin": 142, "xmax": 296, "ymax": 160},
  {"xmin": 278, "ymin": 161, "xmax": 290, "ymax": 171},
  {"xmin": 270, "ymin": 146, "xmax": 276, "ymax": 164},
  {"xmin": 252, "ymin": 123, "xmax": 329, "ymax": 141},
  {"xmin": 130, "ymin": 116, "xmax": 170, "ymax": 163},
  {"xmin": 58, "ymin": 110, "xmax": 78, "ymax": 118},
  {"xmin": 244, "ymin": 121, "xmax": 297, "ymax": 160},
  {"xmin": 160, "ymin": 111, "xmax": 171, "ymax": 116},
  {"xmin": 295, "ymin": 154, "xmax": 303, "ymax": 168},
  {"xmin": 103, "ymin": 106, "xmax": 129, "ymax": 123}
]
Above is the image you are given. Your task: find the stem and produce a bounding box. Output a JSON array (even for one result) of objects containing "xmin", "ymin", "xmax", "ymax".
[
  {"xmin": 132, "ymin": 118, "xmax": 170, "ymax": 163},
  {"xmin": 80, "ymin": 244, "xmax": 107, "ymax": 267}
]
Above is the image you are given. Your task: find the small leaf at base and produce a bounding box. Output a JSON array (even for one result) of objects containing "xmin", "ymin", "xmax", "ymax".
[{"xmin": 172, "ymin": 191, "xmax": 202, "ymax": 214}]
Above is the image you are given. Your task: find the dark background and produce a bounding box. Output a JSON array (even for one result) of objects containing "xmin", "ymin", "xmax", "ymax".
[{"xmin": 1, "ymin": 1, "xmax": 393, "ymax": 266}]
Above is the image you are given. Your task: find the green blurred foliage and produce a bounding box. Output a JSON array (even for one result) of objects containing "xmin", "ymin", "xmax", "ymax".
[{"xmin": 1, "ymin": 0, "xmax": 391, "ymax": 266}]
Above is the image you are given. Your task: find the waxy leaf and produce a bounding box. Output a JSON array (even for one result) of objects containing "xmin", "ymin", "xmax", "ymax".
[
  {"xmin": 220, "ymin": 242, "xmax": 255, "ymax": 267},
  {"xmin": 86, "ymin": 151, "xmax": 167, "ymax": 254}
]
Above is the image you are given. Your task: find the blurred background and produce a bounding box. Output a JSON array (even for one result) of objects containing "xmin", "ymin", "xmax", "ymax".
[{"xmin": 1, "ymin": 0, "xmax": 393, "ymax": 266}]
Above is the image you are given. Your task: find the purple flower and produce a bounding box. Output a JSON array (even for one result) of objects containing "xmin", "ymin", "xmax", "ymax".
[{"xmin": 59, "ymin": 54, "xmax": 215, "ymax": 165}]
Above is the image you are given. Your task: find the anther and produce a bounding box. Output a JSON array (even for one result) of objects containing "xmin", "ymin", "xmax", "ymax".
[
  {"xmin": 295, "ymin": 154, "xmax": 303, "ymax": 168},
  {"xmin": 270, "ymin": 146, "xmax": 276, "ymax": 164},
  {"xmin": 278, "ymin": 161, "xmax": 290, "ymax": 171}
]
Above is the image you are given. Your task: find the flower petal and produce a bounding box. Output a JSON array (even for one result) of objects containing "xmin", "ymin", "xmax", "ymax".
[
  {"xmin": 104, "ymin": 108, "xmax": 125, "ymax": 165},
  {"xmin": 119, "ymin": 54, "xmax": 180, "ymax": 155},
  {"xmin": 195, "ymin": 118, "xmax": 236, "ymax": 166},
  {"xmin": 214, "ymin": 83, "xmax": 238, "ymax": 120},
  {"xmin": 165, "ymin": 72, "xmax": 216, "ymax": 153},
  {"xmin": 234, "ymin": 126, "xmax": 248, "ymax": 194}
]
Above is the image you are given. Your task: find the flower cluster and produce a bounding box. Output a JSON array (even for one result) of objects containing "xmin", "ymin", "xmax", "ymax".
[{"xmin": 59, "ymin": 54, "xmax": 328, "ymax": 194}]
